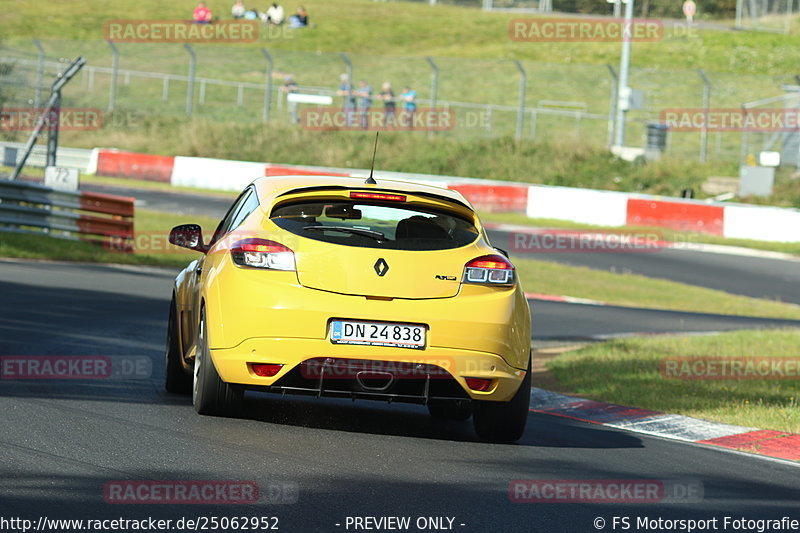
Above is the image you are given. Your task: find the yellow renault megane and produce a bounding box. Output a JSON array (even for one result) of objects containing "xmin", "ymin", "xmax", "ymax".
[{"xmin": 165, "ymin": 175, "xmax": 532, "ymax": 442}]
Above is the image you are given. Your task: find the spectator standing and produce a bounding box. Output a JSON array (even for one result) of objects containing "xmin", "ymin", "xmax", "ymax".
[
  {"xmin": 378, "ymin": 82, "xmax": 396, "ymax": 125},
  {"xmin": 193, "ymin": 1, "xmax": 212, "ymax": 23},
  {"xmin": 264, "ymin": 3, "xmax": 285, "ymax": 24},
  {"xmin": 288, "ymin": 6, "xmax": 309, "ymax": 28},
  {"xmin": 337, "ymin": 74, "xmax": 356, "ymax": 126},
  {"xmin": 281, "ymin": 75, "xmax": 299, "ymax": 123},
  {"xmin": 355, "ymin": 80, "xmax": 372, "ymax": 129},
  {"xmin": 231, "ymin": 0, "xmax": 246, "ymax": 18},
  {"xmin": 400, "ymin": 86, "xmax": 416, "ymax": 129}
]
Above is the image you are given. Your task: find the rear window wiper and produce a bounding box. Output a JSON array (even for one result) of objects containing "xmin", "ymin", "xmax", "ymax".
[{"xmin": 303, "ymin": 225, "xmax": 386, "ymax": 241}]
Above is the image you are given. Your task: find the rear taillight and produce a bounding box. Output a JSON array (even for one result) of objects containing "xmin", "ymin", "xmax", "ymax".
[
  {"xmin": 231, "ymin": 239, "xmax": 296, "ymax": 271},
  {"xmin": 463, "ymin": 254, "xmax": 515, "ymax": 285}
]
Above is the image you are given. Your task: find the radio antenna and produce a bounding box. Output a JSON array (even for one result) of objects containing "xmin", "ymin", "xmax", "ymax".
[{"xmin": 365, "ymin": 132, "xmax": 379, "ymax": 184}]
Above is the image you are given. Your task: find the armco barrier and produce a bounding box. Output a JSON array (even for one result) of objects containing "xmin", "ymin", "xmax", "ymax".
[
  {"xmin": 0, "ymin": 180, "xmax": 134, "ymax": 250},
  {"xmin": 95, "ymin": 150, "xmax": 174, "ymax": 182},
  {"xmin": 85, "ymin": 148, "xmax": 799, "ymax": 243}
]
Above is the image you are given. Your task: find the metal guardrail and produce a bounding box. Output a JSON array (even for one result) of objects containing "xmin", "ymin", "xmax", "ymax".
[
  {"xmin": 1, "ymin": 141, "xmax": 93, "ymax": 172},
  {"xmin": 0, "ymin": 179, "xmax": 134, "ymax": 250}
]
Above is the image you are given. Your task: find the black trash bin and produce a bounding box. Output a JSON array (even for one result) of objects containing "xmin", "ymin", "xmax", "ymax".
[{"xmin": 645, "ymin": 122, "xmax": 668, "ymax": 161}]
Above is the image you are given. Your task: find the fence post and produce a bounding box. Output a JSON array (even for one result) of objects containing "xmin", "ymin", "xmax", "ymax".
[
  {"xmin": 698, "ymin": 69, "xmax": 710, "ymax": 162},
  {"xmin": 107, "ymin": 40, "xmax": 119, "ymax": 112},
  {"xmin": 606, "ymin": 64, "xmax": 618, "ymax": 148},
  {"xmin": 184, "ymin": 44, "xmax": 196, "ymax": 117},
  {"xmin": 426, "ymin": 57, "xmax": 438, "ymax": 111},
  {"xmin": 340, "ymin": 52, "xmax": 353, "ymax": 126},
  {"xmin": 513, "ymin": 60, "xmax": 526, "ymax": 141},
  {"xmin": 33, "ymin": 39, "xmax": 44, "ymax": 108},
  {"xmin": 261, "ymin": 48, "xmax": 273, "ymax": 123},
  {"xmin": 426, "ymin": 57, "xmax": 438, "ymax": 137},
  {"xmin": 613, "ymin": 0, "xmax": 634, "ymax": 147}
]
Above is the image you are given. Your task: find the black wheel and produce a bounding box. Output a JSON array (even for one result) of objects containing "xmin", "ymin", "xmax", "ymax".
[
  {"xmin": 193, "ymin": 309, "xmax": 243, "ymax": 416},
  {"xmin": 472, "ymin": 356, "xmax": 531, "ymax": 443},
  {"xmin": 165, "ymin": 295, "xmax": 192, "ymax": 394},
  {"xmin": 427, "ymin": 400, "xmax": 472, "ymax": 421}
]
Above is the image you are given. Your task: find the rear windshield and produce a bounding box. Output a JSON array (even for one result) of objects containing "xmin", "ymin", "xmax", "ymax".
[{"xmin": 271, "ymin": 200, "xmax": 479, "ymax": 251}]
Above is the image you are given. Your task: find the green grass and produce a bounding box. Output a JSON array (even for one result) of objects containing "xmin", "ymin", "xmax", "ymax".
[
  {"xmin": 2, "ymin": 0, "xmax": 798, "ymax": 165},
  {"xmin": 4, "ymin": 0, "xmax": 800, "ymax": 205},
  {"xmin": 3, "ymin": 0, "xmax": 800, "ymax": 74},
  {"xmin": 56, "ymin": 117, "xmax": 797, "ymax": 208},
  {"xmin": 546, "ymin": 330, "xmax": 800, "ymax": 434},
  {"xmin": 512, "ymin": 255, "xmax": 800, "ymax": 319}
]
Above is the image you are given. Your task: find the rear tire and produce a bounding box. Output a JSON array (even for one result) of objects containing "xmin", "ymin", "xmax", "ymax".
[
  {"xmin": 193, "ymin": 309, "xmax": 243, "ymax": 416},
  {"xmin": 472, "ymin": 356, "xmax": 531, "ymax": 443},
  {"xmin": 427, "ymin": 401, "xmax": 472, "ymax": 421},
  {"xmin": 165, "ymin": 295, "xmax": 192, "ymax": 394}
]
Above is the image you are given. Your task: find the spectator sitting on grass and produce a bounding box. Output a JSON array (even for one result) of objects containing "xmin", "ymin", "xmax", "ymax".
[
  {"xmin": 263, "ymin": 3, "xmax": 285, "ymax": 24},
  {"xmin": 288, "ymin": 6, "xmax": 309, "ymax": 28},
  {"xmin": 231, "ymin": 0, "xmax": 246, "ymax": 18},
  {"xmin": 193, "ymin": 1, "xmax": 213, "ymax": 23},
  {"xmin": 244, "ymin": 7, "xmax": 259, "ymax": 19}
]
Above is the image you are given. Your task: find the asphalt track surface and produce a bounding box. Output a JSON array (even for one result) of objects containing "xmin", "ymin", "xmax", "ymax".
[
  {"xmin": 86, "ymin": 183, "xmax": 800, "ymax": 305},
  {"xmin": 1, "ymin": 259, "xmax": 799, "ymax": 531}
]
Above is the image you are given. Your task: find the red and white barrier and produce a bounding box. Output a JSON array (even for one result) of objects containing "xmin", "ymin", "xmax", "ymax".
[
  {"xmin": 527, "ymin": 186, "xmax": 629, "ymax": 227},
  {"xmin": 87, "ymin": 148, "xmax": 800, "ymax": 243},
  {"xmin": 626, "ymin": 198, "xmax": 725, "ymax": 236},
  {"xmin": 95, "ymin": 149, "xmax": 175, "ymax": 183}
]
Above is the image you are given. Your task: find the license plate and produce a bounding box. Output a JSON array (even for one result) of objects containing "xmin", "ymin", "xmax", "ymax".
[{"xmin": 330, "ymin": 320, "xmax": 426, "ymax": 349}]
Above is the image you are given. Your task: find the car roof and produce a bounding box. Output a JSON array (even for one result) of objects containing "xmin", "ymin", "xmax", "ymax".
[{"xmin": 252, "ymin": 175, "xmax": 471, "ymax": 207}]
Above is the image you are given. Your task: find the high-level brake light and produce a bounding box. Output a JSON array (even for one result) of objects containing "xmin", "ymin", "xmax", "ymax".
[{"xmin": 350, "ymin": 191, "xmax": 407, "ymax": 202}]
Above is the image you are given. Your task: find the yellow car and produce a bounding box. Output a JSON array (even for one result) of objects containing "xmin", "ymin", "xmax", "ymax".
[{"xmin": 165, "ymin": 175, "xmax": 532, "ymax": 442}]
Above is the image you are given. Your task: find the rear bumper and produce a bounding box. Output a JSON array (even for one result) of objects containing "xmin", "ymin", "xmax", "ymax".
[
  {"xmin": 210, "ymin": 338, "xmax": 527, "ymax": 402},
  {"xmin": 204, "ymin": 268, "xmax": 531, "ymax": 370}
]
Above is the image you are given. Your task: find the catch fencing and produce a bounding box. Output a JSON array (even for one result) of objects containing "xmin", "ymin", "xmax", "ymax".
[{"xmin": 0, "ymin": 38, "xmax": 795, "ymax": 163}]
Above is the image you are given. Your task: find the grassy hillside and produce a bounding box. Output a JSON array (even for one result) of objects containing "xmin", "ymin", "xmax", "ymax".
[
  {"xmin": 2, "ymin": 0, "xmax": 800, "ymax": 74},
  {"xmin": 2, "ymin": 0, "xmax": 799, "ymax": 207}
]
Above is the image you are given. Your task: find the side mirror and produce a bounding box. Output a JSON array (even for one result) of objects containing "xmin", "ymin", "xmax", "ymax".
[{"xmin": 169, "ymin": 224, "xmax": 207, "ymax": 253}]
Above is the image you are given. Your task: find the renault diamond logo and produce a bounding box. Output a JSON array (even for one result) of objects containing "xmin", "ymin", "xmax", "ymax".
[{"xmin": 374, "ymin": 258, "xmax": 389, "ymax": 277}]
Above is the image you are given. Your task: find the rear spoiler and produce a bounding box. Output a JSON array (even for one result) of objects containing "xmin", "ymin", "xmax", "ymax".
[{"xmin": 274, "ymin": 185, "xmax": 472, "ymax": 210}]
